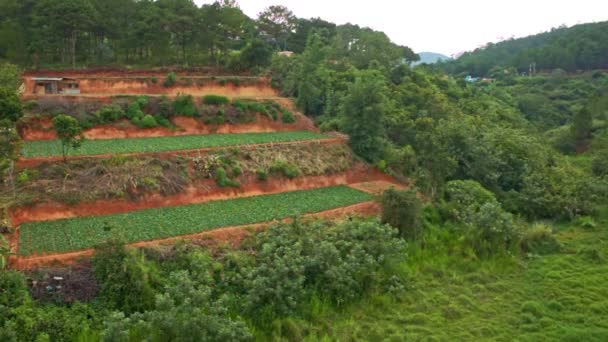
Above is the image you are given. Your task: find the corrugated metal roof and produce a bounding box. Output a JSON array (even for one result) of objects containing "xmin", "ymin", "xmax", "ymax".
[{"xmin": 31, "ymin": 77, "xmax": 64, "ymax": 81}]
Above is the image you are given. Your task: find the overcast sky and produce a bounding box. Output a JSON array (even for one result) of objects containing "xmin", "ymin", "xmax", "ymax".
[{"xmin": 195, "ymin": 0, "xmax": 607, "ymax": 56}]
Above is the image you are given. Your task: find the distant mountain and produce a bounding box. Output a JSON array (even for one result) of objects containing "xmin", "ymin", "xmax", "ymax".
[
  {"xmin": 442, "ymin": 21, "xmax": 608, "ymax": 76},
  {"xmin": 412, "ymin": 52, "xmax": 451, "ymax": 66}
]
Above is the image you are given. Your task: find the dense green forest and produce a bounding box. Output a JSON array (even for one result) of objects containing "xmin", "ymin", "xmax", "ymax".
[
  {"xmin": 0, "ymin": 0, "xmax": 417, "ymax": 68},
  {"xmin": 441, "ymin": 21, "xmax": 608, "ymax": 76},
  {"xmin": 1, "ymin": 1, "xmax": 608, "ymax": 341}
]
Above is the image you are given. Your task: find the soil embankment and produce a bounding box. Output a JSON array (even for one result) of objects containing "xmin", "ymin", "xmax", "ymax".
[
  {"xmin": 10, "ymin": 201, "xmax": 381, "ymax": 270},
  {"xmin": 16, "ymin": 137, "xmax": 346, "ymax": 169},
  {"xmin": 20, "ymin": 113, "xmax": 316, "ymax": 141},
  {"xmin": 10, "ymin": 168, "xmax": 396, "ymax": 226}
]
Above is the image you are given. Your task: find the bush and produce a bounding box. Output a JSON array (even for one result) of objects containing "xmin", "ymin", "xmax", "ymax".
[
  {"xmin": 203, "ymin": 95, "xmax": 230, "ymax": 105},
  {"xmin": 95, "ymin": 105, "xmax": 124, "ymax": 124},
  {"xmin": 519, "ymin": 224, "xmax": 562, "ymax": 255},
  {"xmin": 239, "ymin": 219, "xmax": 404, "ymax": 321},
  {"xmin": 0, "ymin": 271, "xmax": 29, "ymax": 311},
  {"xmin": 163, "ymin": 72, "xmax": 177, "ymax": 87},
  {"xmin": 281, "ymin": 110, "xmax": 296, "ymax": 123},
  {"xmin": 173, "ymin": 95, "xmax": 197, "ymax": 117},
  {"xmin": 215, "ymin": 167, "xmax": 239, "ymax": 187},
  {"xmin": 444, "ymin": 180, "xmax": 519, "ymax": 257},
  {"xmin": 592, "ymin": 151, "xmax": 608, "ymax": 177},
  {"xmin": 139, "ymin": 115, "xmax": 158, "ymax": 128},
  {"xmin": 126, "ymin": 102, "xmax": 144, "ymax": 120},
  {"xmin": 256, "ymin": 168, "xmax": 268, "ymax": 181},
  {"xmin": 91, "ymin": 239, "xmax": 158, "ymax": 313},
  {"xmin": 380, "ymin": 188, "xmax": 422, "ymax": 239},
  {"xmin": 135, "ymin": 96, "xmax": 149, "ymax": 108},
  {"xmin": 270, "ymin": 160, "xmax": 300, "ymax": 179}
]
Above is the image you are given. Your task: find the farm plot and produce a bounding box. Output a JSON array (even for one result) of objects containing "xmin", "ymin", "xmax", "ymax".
[
  {"xmin": 18, "ymin": 185, "xmax": 372, "ymax": 256},
  {"xmin": 22, "ymin": 131, "xmax": 327, "ymax": 158}
]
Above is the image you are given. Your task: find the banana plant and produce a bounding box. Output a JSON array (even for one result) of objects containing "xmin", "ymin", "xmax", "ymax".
[{"xmin": 0, "ymin": 235, "xmax": 14, "ymax": 270}]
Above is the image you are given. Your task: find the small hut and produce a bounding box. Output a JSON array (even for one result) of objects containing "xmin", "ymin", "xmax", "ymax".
[{"xmin": 31, "ymin": 77, "xmax": 80, "ymax": 95}]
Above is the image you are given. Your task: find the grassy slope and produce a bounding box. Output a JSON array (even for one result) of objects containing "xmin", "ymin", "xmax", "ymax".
[
  {"xmin": 18, "ymin": 185, "xmax": 372, "ymax": 256},
  {"xmin": 303, "ymin": 212, "xmax": 608, "ymax": 341},
  {"xmin": 22, "ymin": 131, "xmax": 327, "ymax": 157}
]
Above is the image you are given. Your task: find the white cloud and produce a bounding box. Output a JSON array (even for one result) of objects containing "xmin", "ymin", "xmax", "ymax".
[{"xmin": 195, "ymin": 0, "xmax": 607, "ymax": 56}]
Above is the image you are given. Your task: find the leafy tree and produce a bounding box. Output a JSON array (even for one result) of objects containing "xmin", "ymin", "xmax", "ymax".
[
  {"xmin": 240, "ymin": 39, "xmax": 273, "ymax": 69},
  {"xmin": 341, "ymin": 69, "xmax": 388, "ymax": 162},
  {"xmin": 156, "ymin": 0, "xmax": 199, "ymax": 64},
  {"xmin": 380, "ymin": 188, "xmax": 422, "ymax": 240},
  {"xmin": 444, "ymin": 180, "xmax": 519, "ymax": 256},
  {"xmin": 257, "ymin": 5, "xmax": 296, "ymax": 50},
  {"xmin": 52, "ymin": 114, "xmax": 84, "ymax": 162},
  {"xmin": 572, "ymin": 106, "xmax": 593, "ymax": 150},
  {"xmin": 32, "ymin": 0, "xmax": 96, "ymax": 67},
  {"xmin": 0, "ymin": 119, "xmax": 21, "ymax": 194},
  {"xmin": 0, "ymin": 63, "xmax": 21, "ymax": 91},
  {"xmin": 0, "ymin": 87, "xmax": 22, "ymax": 122},
  {"xmin": 91, "ymin": 239, "xmax": 158, "ymax": 314}
]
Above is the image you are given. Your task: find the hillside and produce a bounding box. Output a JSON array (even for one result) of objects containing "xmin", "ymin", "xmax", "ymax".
[
  {"xmin": 412, "ymin": 52, "xmax": 451, "ymax": 66},
  {"xmin": 1, "ymin": 2, "xmax": 608, "ymax": 341},
  {"xmin": 443, "ymin": 21, "xmax": 608, "ymax": 76},
  {"xmin": 3, "ymin": 71, "xmax": 401, "ymax": 268}
]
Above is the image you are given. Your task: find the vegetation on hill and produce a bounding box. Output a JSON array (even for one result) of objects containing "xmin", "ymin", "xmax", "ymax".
[
  {"xmin": 412, "ymin": 51, "xmax": 451, "ymax": 66},
  {"xmin": 441, "ymin": 21, "xmax": 608, "ymax": 76},
  {"xmin": 0, "ymin": 0, "xmax": 417, "ymax": 69},
  {"xmin": 22, "ymin": 131, "xmax": 326, "ymax": 158},
  {"xmin": 1, "ymin": 2, "xmax": 608, "ymax": 341}
]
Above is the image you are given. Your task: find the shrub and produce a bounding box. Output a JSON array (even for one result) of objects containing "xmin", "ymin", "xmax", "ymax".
[
  {"xmin": 91, "ymin": 239, "xmax": 157, "ymax": 313},
  {"xmin": 95, "ymin": 105, "xmax": 124, "ymax": 124},
  {"xmin": 270, "ymin": 160, "xmax": 300, "ymax": 179},
  {"xmin": 256, "ymin": 168, "xmax": 268, "ymax": 181},
  {"xmin": 203, "ymin": 95, "xmax": 230, "ymax": 105},
  {"xmin": 215, "ymin": 167, "xmax": 239, "ymax": 187},
  {"xmin": 163, "ymin": 72, "xmax": 177, "ymax": 87},
  {"xmin": 173, "ymin": 95, "xmax": 197, "ymax": 117},
  {"xmin": 0, "ymin": 270, "xmax": 30, "ymax": 311},
  {"xmin": 239, "ymin": 219, "xmax": 404, "ymax": 321},
  {"xmin": 135, "ymin": 96, "xmax": 149, "ymax": 108},
  {"xmin": 444, "ymin": 180, "xmax": 519, "ymax": 257},
  {"xmin": 150, "ymin": 77, "xmax": 158, "ymax": 84},
  {"xmin": 139, "ymin": 115, "xmax": 158, "ymax": 128},
  {"xmin": 126, "ymin": 102, "xmax": 144, "ymax": 120},
  {"xmin": 281, "ymin": 110, "xmax": 296, "ymax": 123},
  {"xmin": 592, "ymin": 151, "xmax": 608, "ymax": 177},
  {"xmin": 519, "ymin": 224, "xmax": 562, "ymax": 255},
  {"xmin": 380, "ymin": 188, "xmax": 422, "ymax": 240}
]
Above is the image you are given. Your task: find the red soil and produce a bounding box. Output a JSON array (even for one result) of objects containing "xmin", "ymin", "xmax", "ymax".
[
  {"xmin": 16, "ymin": 137, "xmax": 346, "ymax": 169},
  {"xmin": 10, "ymin": 166, "xmax": 394, "ymax": 226},
  {"xmin": 22, "ymin": 76, "xmax": 277, "ymax": 98},
  {"xmin": 20, "ymin": 113, "xmax": 316, "ymax": 141},
  {"xmin": 10, "ymin": 201, "xmax": 380, "ymax": 270}
]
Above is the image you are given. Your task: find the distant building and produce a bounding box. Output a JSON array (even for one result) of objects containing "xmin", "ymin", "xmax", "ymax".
[
  {"xmin": 465, "ymin": 75, "xmax": 479, "ymax": 83},
  {"xmin": 31, "ymin": 77, "xmax": 80, "ymax": 95},
  {"xmin": 277, "ymin": 51, "xmax": 295, "ymax": 57}
]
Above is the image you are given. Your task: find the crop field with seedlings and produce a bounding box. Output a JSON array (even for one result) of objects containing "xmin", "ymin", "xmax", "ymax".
[
  {"xmin": 21, "ymin": 131, "xmax": 328, "ymax": 157},
  {"xmin": 18, "ymin": 185, "xmax": 372, "ymax": 256}
]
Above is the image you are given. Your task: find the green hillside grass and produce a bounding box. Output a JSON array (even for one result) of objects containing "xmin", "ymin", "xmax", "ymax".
[
  {"xmin": 298, "ymin": 213, "xmax": 608, "ymax": 341},
  {"xmin": 21, "ymin": 131, "xmax": 328, "ymax": 158},
  {"xmin": 18, "ymin": 185, "xmax": 372, "ymax": 256}
]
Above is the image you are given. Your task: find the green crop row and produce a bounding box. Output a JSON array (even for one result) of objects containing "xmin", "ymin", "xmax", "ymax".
[
  {"xmin": 22, "ymin": 131, "xmax": 327, "ymax": 158},
  {"xmin": 18, "ymin": 185, "xmax": 372, "ymax": 256}
]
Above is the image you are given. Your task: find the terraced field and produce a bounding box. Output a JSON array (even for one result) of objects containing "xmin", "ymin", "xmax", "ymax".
[
  {"xmin": 22, "ymin": 131, "xmax": 328, "ymax": 157},
  {"xmin": 18, "ymin": 185, "xmax": 372, "ymax": 256}
]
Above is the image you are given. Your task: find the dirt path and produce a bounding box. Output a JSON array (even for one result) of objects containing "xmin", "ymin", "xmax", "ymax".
[
  {"xmin": 10, "ymin": 201, "xmax": 380, "ymax": 270},
  {"xmin": 16, "ymin": 137, "xmax": 346, "ymax": 168}
]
